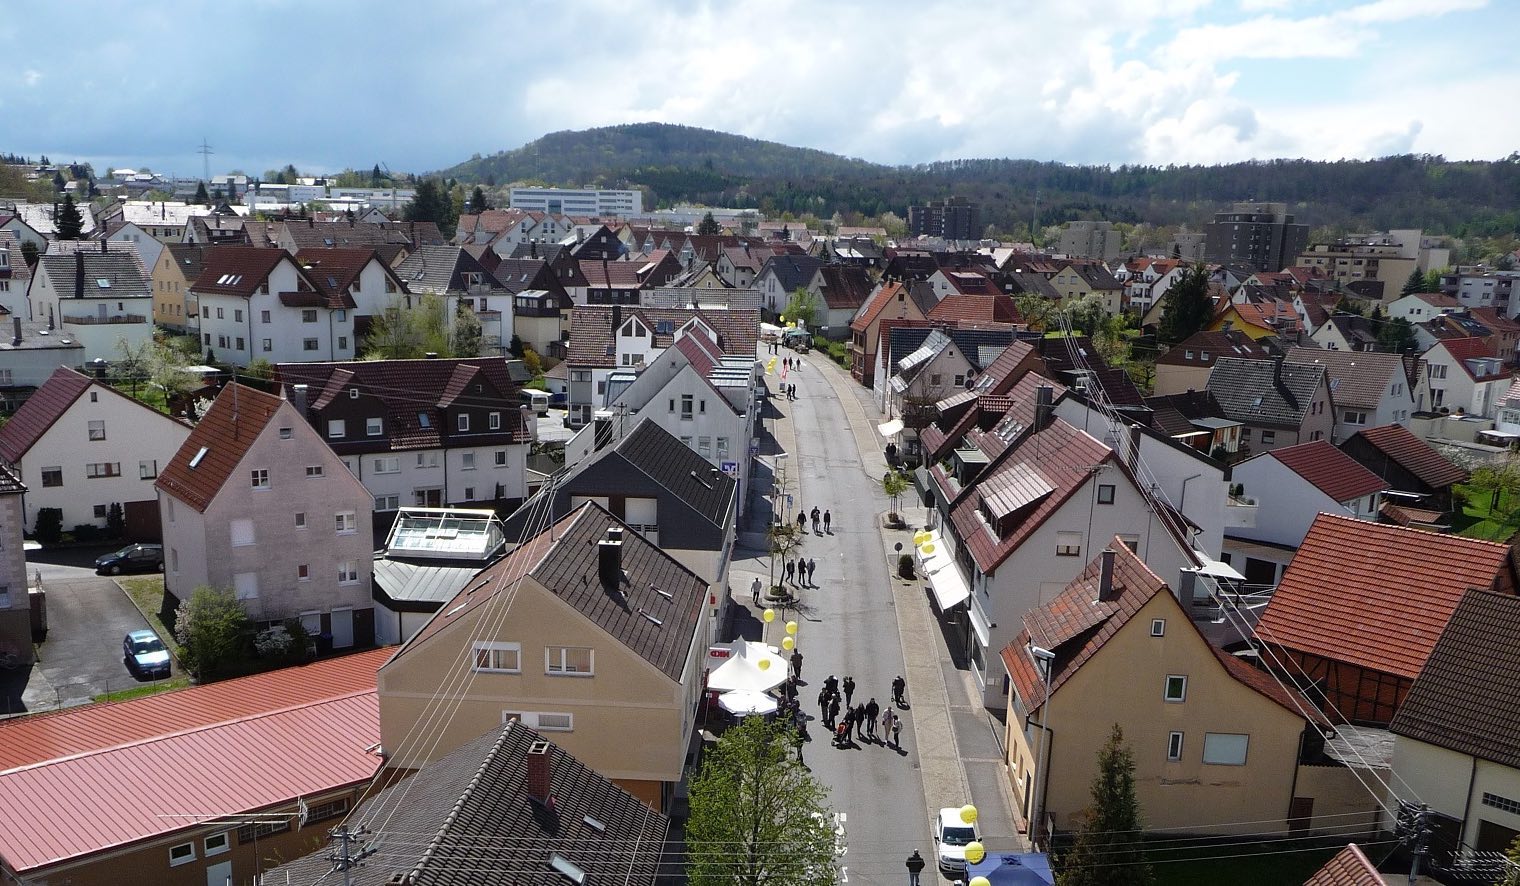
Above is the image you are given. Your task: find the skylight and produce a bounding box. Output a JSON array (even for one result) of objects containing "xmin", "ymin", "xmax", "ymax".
[
  {"xmin": 549, "ymin": 853, "xmax": 587, "ymax": 885},
  {"xmin": 189, "ymin": 446, "xmax": 208, "ymax": 468},
  {"xmin": 96, "ymin": 278, "xmax": 111, "ymax": 289}
]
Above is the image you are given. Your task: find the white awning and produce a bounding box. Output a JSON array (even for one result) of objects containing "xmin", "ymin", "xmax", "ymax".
[
  {"xmin": 968, "ymin": 602, "xmax": 992, "ymax": 648},
  {"xmin": 927, "ymin": 561, "xmax": 971, "ymax": 611},
  {"xmin": 878, "ymin": 418, "xmax": 904, "ymax": 438},
  {"xmin": 1196, "ymin": 556, "xmax": 1245, "ymax": 581}
]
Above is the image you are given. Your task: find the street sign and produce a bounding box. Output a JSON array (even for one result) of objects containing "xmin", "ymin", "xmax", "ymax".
[
  {"xmin": 721, "ymin": 460, "xmax": 738, "ymax": 476},
  {"xmin": 786, "ymin": 494, "xmax": 794, "ymax": 509}
]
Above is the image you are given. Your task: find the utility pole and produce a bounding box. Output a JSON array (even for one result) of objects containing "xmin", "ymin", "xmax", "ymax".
[
  {"xmin": 328, "ymin": 824, "xmax": 375, "ymax": 886},
  {"xmin": 197, "ymin": 138, "xmax": 214, "ymax": 184}
]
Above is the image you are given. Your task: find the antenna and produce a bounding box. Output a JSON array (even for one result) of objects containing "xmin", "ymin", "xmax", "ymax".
[{"xmin": 197, "ymin": 138, "xmax": 214, "ymax": 184}]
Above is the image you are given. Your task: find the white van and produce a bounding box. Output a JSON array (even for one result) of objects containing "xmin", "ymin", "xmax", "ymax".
[{"xmin": 520, "ymin": 389, "xmax": 550, "ymax": 416}]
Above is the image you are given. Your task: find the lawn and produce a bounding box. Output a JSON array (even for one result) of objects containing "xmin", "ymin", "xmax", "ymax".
[
  {"xmin": 92, "ymin": 675, "xmax": 190, "ymax": 704},
  {"xmin": 118, "ymin": 576, "xmax": 183, "ymax": 662},
  {"xmin": 1150, "ymin": 840, "xmax": 1347, "ymax": 886},
  {"xmin": 1452, "ymin": 482, "xmax": 1520, "ymax": 542}
]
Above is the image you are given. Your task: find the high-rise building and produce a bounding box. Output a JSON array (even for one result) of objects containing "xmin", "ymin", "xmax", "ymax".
[
  {"xmin": 1204, "ymin": 202, "xmax": 1309, "ymax": 272},
  {"xmin": 908, "ymin": 197, "xmax": 981, "ymax": 241},
  {"xmin": 1058, "ymin": 220, "xmax": 1122, "ymax": 262}
]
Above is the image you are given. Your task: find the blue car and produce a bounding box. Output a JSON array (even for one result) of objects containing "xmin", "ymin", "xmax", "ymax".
[{"xmin": 123, "ymin": 630, "xmax": 171, "ymax": 680}]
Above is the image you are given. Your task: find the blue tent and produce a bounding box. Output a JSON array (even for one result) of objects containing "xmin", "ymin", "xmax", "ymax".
[{"xmin": 964, "ymin": 852, "xmax": 1055, "ymax": 885}]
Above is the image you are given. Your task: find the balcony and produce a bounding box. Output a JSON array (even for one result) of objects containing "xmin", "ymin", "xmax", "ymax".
[
  {"xmin": 1223, "ymin": 494, "xmax": 1258, "ymax": 529},
  {"xmin": 62, "ymin": 314, "xmax": 148, "ymax": 326}
]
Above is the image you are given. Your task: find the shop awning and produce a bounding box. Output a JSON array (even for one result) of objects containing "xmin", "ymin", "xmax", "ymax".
[
  {"xmin": 926, "ymin": 559, "xmax": 971, "ymax": 611},
  {"xmin": 877, "ymin": 418, "xmax": 904, "ymax": 438}
]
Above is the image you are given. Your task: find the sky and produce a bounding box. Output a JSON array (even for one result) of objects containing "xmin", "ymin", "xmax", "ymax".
[{"xmin": 1, "ymin": 0, "xmax": 1512, "ymax": 179}]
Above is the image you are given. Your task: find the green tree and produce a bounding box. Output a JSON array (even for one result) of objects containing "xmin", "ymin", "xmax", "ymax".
[
  {"xmin": 686, "ymin": 715, "xmax": 838, "ymax": 886},
  {"xmin": 1401, "ymin": 268, "xmax": 1427, "ymax": 296},
  {"xmin": 1498, "ymin": 253, "xmax": 1516, "ymax": 272},
  {"xmin": 1059, "ymin": 292, "xmax": 1110, "ymax": 337},
  {"xmin": 881, "ymin": 469, "xmax": 909, "ymax": 517},
  {"xmin": 1425, "ymin": 269, "xmax": 1445, "ymax": 291},
  {"xmin": 34, "ymin": 507, "xmax": 62, "ymax": 545},
  {"xmin": 404, "ymin": 177, "xmax": 458, "ymax": 237},
  {"xmin": 1157, "ymin": 263, "xmax": 1212, "ymax": 345},
  {"xmin": 364, "ymin": 293, "xmax": 453, "ymax": 358},
  {"xmin": 370, "ymin": 164, "xmax": 385, "ymax": 186},
  {"xmin": 51, "ymin": 171, "xmax": 65, "ymax": 192},
  {"xmin": 192, "ymin": 181, "xmax": 210, "ymax": 205},
  {"xmin": 19, "ymin": 241, "xmax": 38, "ymax": 268},
  {"xmin": 521, "ymin": 347, "xmax": 543, "ymax": 375},
  {"xmin": 172, "ymin": 586, "xmax": 251, "ymax": 682},
  {"xmin": 114, "ymin": 338, "xmax": 151, "ymax": 399},
  {"xmin": 470, "ymin": 186, "xmax": 489, "ymax": 212},
  {"xmin": 1375, "ymin": 316, "xmax": 1418, "ymax": 354},
  {"xmin": 451, "ymin": 302, "xmax": 482, "ymax": 357},
  {"xmin": 696, "ymin": 211, "xmax": 723, "ymax": 236},
  {"xmin": 55, "ymin": 194, "xmax": 84, "ymax": 240},
  {"xmin": 1495, "ymin": 833, "xmax": 1520, "ymax": 886},
  {"xmin": 105, "ymin": 502, "xmax": 125, "ymax": 539},
  {"xmin": 1017, "ymin": 293, "xmax": 1055, "ymax": 332},
  {"xmin": 1058, "ymin": 724, "xmax": 1153, "ymax": 886},
  {"xmin": 783, "ymin": 288, "xmax": 820, "ymax": 328}
]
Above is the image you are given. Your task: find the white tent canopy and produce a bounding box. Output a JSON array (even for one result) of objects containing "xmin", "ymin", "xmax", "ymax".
[
  {"xmin": 878, "ymin": 418, "xmax": 905, "ymax": 438},
  {"xmin": 707, "ymin": 640, "xmax": 788, "ymax": 692},
  {"xmin": 718, "ymin": 689, "xmax": 778, "ymax": 716}
]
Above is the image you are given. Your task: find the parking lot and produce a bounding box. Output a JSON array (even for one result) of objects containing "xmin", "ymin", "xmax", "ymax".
[{"xmin": 0, "ymin": 544, "xmax": 171, "ymax": 717}]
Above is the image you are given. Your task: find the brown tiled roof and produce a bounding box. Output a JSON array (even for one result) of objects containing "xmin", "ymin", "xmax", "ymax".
[
  {"xmin": 190, "ymin": 246, "xmax": 295, "ymax": 297},
  {"xmin": 1267, "ymin": 440, "xmax": 1388, "ymax": 503},
  {"xmin": 1157, "ymin": 330, "xmax": 1270, "ymax": 368},
  {"xmin": 1003, "ymin": 540, "xmax": 1320, "ymax": 721},
  {"xmin": 849, "ymin": 281, "xmax": 907, "ymax": 333},
  {"xmin": 950, "ymin": 418, "xmax": 1114, "ymax": 573},
  {"xmin": 395, "ymin": 503, "xmax": 708, "ymax": 681},
  {"xmin": 0, "ymin": 367, "xmax": 92, "ymax": 463},
  {"xmin": 579, "ymin": 258, "xmax": 642, "ymax": 289},
  {"xmin": 1302, "ymin": 844, "xmax": 1385, "ymax": 886},
  {"xmin": 156, "ymin": 384, "xmax": 283, "ymax": 513},
  {"xmin": 928, "ymin": 294, "xmax": 1019, "ymax": 324},
  {"xmin": 940, "ymin": 270, "xmax": 1001, "ymax": 296},
  {"xmin": 1257, "ymin": 513, "xmax": 1516, "ymax": 680},
  {"xmin": 1390, "ymin": 589, "xmax": 1520, "ymax": 768},
  {"xmin": 1435, "ymin": 336, "xmax": 1503, "ymax": 381},
  {"xmin": 815, "ymin": 264, "xmax": 873, "ymax": 310},
  {"xmin": 295, "ymin": 247, "xmax": 392, "ymax": 309},
  {"xmin": 974, "ymin": 339, "xmax": 1044, "ymax": 395},
  {"xmin": 566, "ymin": 306, "xmax": 759, "ymax": 368},
  {"xmin": 1285, "ymin": 347, "xmax": 1405, "ymax": 412},
  {"xmin": 1344, "ymin": 424, "xmax": 1468, "ymax": 490}
]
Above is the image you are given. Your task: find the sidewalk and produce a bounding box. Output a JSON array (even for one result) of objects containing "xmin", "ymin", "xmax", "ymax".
[{"xmin": 805, "ymin": 348, "xmax": 1027, "ymax": 853}]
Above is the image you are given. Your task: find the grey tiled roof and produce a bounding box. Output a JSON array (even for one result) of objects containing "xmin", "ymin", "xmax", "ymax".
[
  {"xmin": 262, "ymin": 722, "xmax": 669, "ymax": 885},
  {"xmin": 758, "ymin": 253, "xmax": 824, "ymax": 291},
  {"xmin": 38, "ymin": 252, "xmax": 150, "ymax": 300},
  {"xmin": 1206, "ymin": 357, "xmax": 1325, "ymax": 428},
  {"xmin": 1285, "ymin": 347, "xmax": 1403, "ymax": 411}
]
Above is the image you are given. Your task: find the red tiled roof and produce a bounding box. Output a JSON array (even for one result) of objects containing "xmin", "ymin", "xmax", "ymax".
[
  {"xmin": 1268, "ymin": 440, "xmax": 1388, "ymax": 503},
  {"xmin": 815, "ymin": 265, "xmax": 873, "ymax": 310},
  {"xmin": 1156, "ymin": 330, "xmax": 1269, "ymax": 367},
  {"xmin": 1257, "ymin": 513, "xmax": 1516, "ymax": 680},
  {"xmin": 156, "ymin": 383, "xmax": 283, "ymax": 512},
  {"xmin": 0, "ymin": 366, "xmax": 92, "ymax": 463},
  {"xmin": 849, "ymin": 281, "xmax": 907, "ymax": 333},
  {"xmin": 566, "ymin": 306, "xmax": 759, "ymax": 368},
  {"xmin": 579, "ymin": 258, "xmax": 642, "ymax": 289},
  {"xmin": 1434, "ymin": 336, "xmax": 1505, "ymax": 382},
  {"xmin": 928, "ymin": 294, "xmax": 1019, "ymax": 324},
  {"xmin": 0, "ymin": 649, "xmax": 387, "ymax": 873},
  {"xmin": 951, "ymin": 418, "xmax": 1114, "ymax": 573},
  {"xmin": 1302, "ymin": 844, "xmax": 1385, "ymax": 886},
  {"xmin": 189, "ymin": 245, "xmax": 296, "ymax": 297},
  {"xmin": 1345, "ymin": 424, "xmax": 1468, "ymax": 490},
  {"xmin": 1406, "ymin": 291, "xmax": 1461, "ymax": 308}
]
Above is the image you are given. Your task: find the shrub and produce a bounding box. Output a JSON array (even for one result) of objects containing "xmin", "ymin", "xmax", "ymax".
[
  {"xmin": 897, "ymin": 553, "xmax": 915, "ymax": 579},
  {"xmin": 34, "ymin": 508, "xmax": 63, "ymax": 545},
  {"xmin": 173, "ymin": 586, "xmax": 251, "ymax": 682},
  {"xmin": 106, "ymin": 502, "xmax": 125, "ymax": 538},
  {"xmin": 72, "ymin": 523, "xmax": 102, "ymax": 543}
]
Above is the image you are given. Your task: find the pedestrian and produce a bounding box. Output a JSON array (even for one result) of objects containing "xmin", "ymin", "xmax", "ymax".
[
  {"xmin": 891, "ymin": 713, "xmax": 902, "ymax": 749},
  {"xmin": 892, "ymin": 674, "xmax": 907, "ymax": 708},
  {"xmin": 865, "ymin": 698, "xmax": 880, "ymax": 739},
  {"xmin": 823, "ymin": 509, "xmax": 831, "ymax": 533},
  {"xmin": 811, "ymin": 507, "xmax": 820, "ymax": 532},
  {"xmin": 795, "ymin": 555, "xmax": 807, "ymax": 586},
  {"xmin": 854, "ymin": 704, "xmax": 867, "ymax": 739},
  {"xmin": 843, "ymin": 676, "xmax": 855, "ymax": 706},
  {"xmin": 881, "ymin": 709, "xmax": 894, "ymax": 747},
  {"xmin": 790, "ymin": 648, "xmax": 803, "ymax": 681},
  {"xmin": 785, "ymin": 559, "xmax": 796, "ymax": 584},
  {"xmin": 824, "ymin": 674, "xmax": 838, "ymax": 696},
  {"xmin": 751, "ymin": 576, "xmax": 763, "ymax": 607},
  {"xmin": 806, "ymin": 557, "xmax": 816, "ymax": 586},
  {"xmin": 906, "ymin": 850, "xmax": 926, "ymax": 885},
  {"xmin": 797, "ymin": 511, "xmax": 807, "ymax": 533},
  {"xmin": 828, "ymin": 696, "xmax": 840, "ymax": 727},
  {"xmin": 790, "ymin": 383, "xmax": 797, "ymax": 400},
  {"xmin": 818, "ymin": 687, "xmax": 831, "ymax": 721}
]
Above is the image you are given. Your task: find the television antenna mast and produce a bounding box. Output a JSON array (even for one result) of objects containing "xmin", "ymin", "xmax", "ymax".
[{"xmin": 197, "ymin": 138, "xmax": 214, "ymax": 183}]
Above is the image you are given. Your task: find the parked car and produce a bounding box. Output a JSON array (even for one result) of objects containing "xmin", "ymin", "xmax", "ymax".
[
  {"xmin": 123, "ymin": 630, "xmax": 171, "ymax": 680},
  {"xmin": 933, "ymin": 807, "xmax": 980, "ymax": 874},
  {"xmin": 95, "ymin": 543, "xmax": 164, "ymax": 575}
]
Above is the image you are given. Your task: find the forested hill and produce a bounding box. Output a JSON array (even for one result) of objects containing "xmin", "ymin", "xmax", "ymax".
[{"xmin": 439, "ymin": 123, "xmax": 1520, "ymax": 237}]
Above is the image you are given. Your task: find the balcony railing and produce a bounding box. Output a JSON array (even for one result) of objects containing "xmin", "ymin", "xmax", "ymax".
[
  {"xmin": 1223, "ymin": 494, "xmax": 1258, "ymax": 529},
  {"xmin": 63, "ymin": 314, "xmax": 148, "ymax": 325}
]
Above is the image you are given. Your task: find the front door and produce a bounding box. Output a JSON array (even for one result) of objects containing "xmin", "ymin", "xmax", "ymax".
[
  {"xmin": 206, "ymin": 860, "xmax": 232, "ymax": 886},
  {"xmin": 331, "ymin": 607, "xmax": 354, "ymax": 649}
]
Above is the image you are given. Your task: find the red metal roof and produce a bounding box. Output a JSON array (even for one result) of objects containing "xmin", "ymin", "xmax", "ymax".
[
  {"xmin": 0, "ymin": 649, "xmax": 387, "ymax": 873},
  {"xmin": 1267, "ymin": 440, "xmax": 1388, "ymax": 503},
  {"xmin": 1257, "ymin": 513, "xmax": 1516, "ymax": 680}
]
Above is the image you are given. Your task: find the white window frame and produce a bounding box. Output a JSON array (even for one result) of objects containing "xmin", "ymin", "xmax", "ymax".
[
  {"xmin": 230, "ymin": 518, "xmax": 255, "ymax": 547},
  {"xmin": 462, "ymin": 451, "xmax": 476, "ymax": 470},
  {"xmin": 1150, "ymin": 618, "xmax": 1166, "ymax": 637},
  {"xmin": 366, "ymin": 417, "xmax": 383, "ymax": 436},
  {"xmin": 1167, "ymin": 731, "xmax": 1184, "ymax": 762},
  {"xmin": 373, "ymin": 456, "xmax": 400, "ymax": 474},
  {"xmin": 545, "ymin": 646, "xmax": 594, "ymax": 676},
  {"xmin": 489, "ymin": 411, "xmax": 501, "ymax": 430},
  {"xmin": 472, "ymin": 641, "xmax": 522, "ymax": 674},
  {"xmin": 335, "ymin": 511, "xmax": 357, "ymax": 534},
  {"xmin": 337, "ymin": 561, "xmax": 359, "ymax": 584},
  {"xmin": 494, "ymin": 449, "xmax": 508, "ymax": 467},
  {"xmin": 87, "ymin": 419, "xmax": 106, "ymax": 441},
  {"xmin": 501, "ymin": 710, "xmax": 574, "ymax": 732},
  {"xmin": 168, "ymin": 841, "xmax": 196, "ymax": 867},
  {"xmin": 250, "ymin": 468, "xmax": 270, "ymax": 489},
  {"xmin": 306, "ymin": 464, "xmax": 324, "ymax": 478},
  {"xmin": 204, "ymin": 831, "xmax": 230, "ymax": 856},
  {"xmin": 297, "ymin": 564, "xmax": 310, "ymax": 582},
  {"xmin": 1164, "ymin": 674, "xmax": 1188, "ymax": 702},
  {"xmin": 1202, "ymin": 733, "xmax": 1250, "ymax": 766},
  {"xmin": 327, "ymin": 419, "xmax": 346, "ymax": 439},
  {"xmin": 294, "ymin": 512, "xmax": 307, "ymax": 530},
  {"xmin": 1056, "ymin": 531, "xmax": 1082, "ymax": 557}
]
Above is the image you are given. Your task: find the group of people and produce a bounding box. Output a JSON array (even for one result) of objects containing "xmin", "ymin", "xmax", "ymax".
[
  {"xmin": 817, "ymin": 674, "xmax": 908, "ymax": 750},
  {"xmin": 782, "ymin": 382, "xmax": 799, "ymax": 400},
  {"xmin": 785, "ymin": 556, "xmax": 817, "ymax": 587},
  {"xmin": 795, "ymin": 506, "xmax": 832, "ymax": 536}
]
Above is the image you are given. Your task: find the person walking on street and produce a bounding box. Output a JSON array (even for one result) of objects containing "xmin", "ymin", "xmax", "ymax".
[
  {"xmin": 796, "ymin": 511, "xmax": 807, "ymax": 533},
  {"xmin": 824, "ymin": 674, "xmax": 838, "ymax": 696},
  {"xmin": 843, "ymin": 676, "xmax": 855, "ymax": 706},
  {"xmin": 785, "ymin": 559, "xmax": 796, "ymax": 585},
  {"xmin": 891, "ymin": 712, "xmax": 902, "ymax": 749},
  {"xmin": 795, "ymin": 555, "xmax": 807, "ymax": 587},
  {"xmin": 823, "ymin": 509, "xmax": 831, "ymax": 533},
  {"xmin": 853, "ymin": 704, "xmax": 867, "ymax": 740},
  {"xmin": 818, "ymin": 687, "xmax": 831, "ymax": 722},
  {"xmin": 751, "ymin": 576, "xmax": 763, "ymax": 606},
  {"xmin": 906, "ymin": 850, "xmax": 925, "ymax": 885},
  {"xmin": 828, "ymin": 695, "xmax": 840, "ymax": 728},
  {"xmin": 793, "ymin": 729, "xmax": 805, "ymax": 765},
  {"xmin": 865, "ymin": 698, "xmax": 880, "ymax": 740},
  {"xmin": 790, "ymin": 648, "xmax": 803, "ymax": 681},
  {"xmin": 810, "ymin": 507, "xmax": 821, "ymax": 534},
  {"xmin": 881, "ymin": 709, "xmax": 894, "ymax": 747},
  {"xmin": 806, "ymin": 558, "xmax": 816, "ymax": 586},
  {"xmin": 835, "ymin": 720, "xmax": 849, "ymax": 748},
  {"xmin": 892, "ymin": 675, "xmax": 907, "ymax": 708}
]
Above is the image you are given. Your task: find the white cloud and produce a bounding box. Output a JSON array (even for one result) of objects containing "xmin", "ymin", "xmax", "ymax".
[{"xmin": 22, "ymin": 69, "xmax": 41, "ymax": 87}]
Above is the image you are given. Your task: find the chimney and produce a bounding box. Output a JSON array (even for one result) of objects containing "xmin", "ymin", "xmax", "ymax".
[
  {"xmin": 1034, "ymin": 384, "xmax": 1054, "ymax": 432},
  {"xmin": 100, "ymin": 238, "xmax": 107, "ymax": 253},
  {"xmin": 598, "ymin": 526, "xmax": 624, "ymax": 589},
  {"xmin": 11, "ymin": 317, "xmax": 21, "ymax": 347},
  {"xmin": 1098, "ymin": 548, "xmax": 1118, "ymax": 601},
  {"xmin": 291, "ymin": 383, "xmax": 309, "ymax": 415},
  {"xmin": 1175, "ymin": 568, "xmax": 1198, "ymax": 607},
  {"xmin": 1126, "ymin": 423, "xmax": 1141, "ymax": 471},
  {"xmin": 611, "ymin": 303, "xmax": 622, "ymax": 332},
  {"xmin": 74, "ymin": 252, "xmax": 84, "ymax": 299},
  {"xmin": 525, "ymin": 739, "xmax": 554, "ymax": 805}
]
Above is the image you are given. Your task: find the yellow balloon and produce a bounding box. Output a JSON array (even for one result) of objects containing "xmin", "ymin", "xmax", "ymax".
[
  {"xmin": 970, "ymin": 878, "xmax": 991, "ymax": 886},
  {"xmin": 960, "ymin": 804, "xmax": 978, "ymax": 824},
  {"xmin": 920, "ymin": 543, "xmax": 935, "ymax": 556},
  {"xmin": 758, "ymin": 658, "xmax": 770, "ymax": 671},
  {"xmin": 781, "ymin": 636, "xmax": 795, "ymax": 651},
  {"xmin": 779, "ymin": 315, "xmax": 786, "ymax": 323},
  {"xmin": 762, "ymin": 609, "xmax": 776, "ymax": 623},
  {"xmin": 965, "ymin": 841, "xmax": 986, "ymax": 864},
  {"xmin": 785, "ymin": 621, "xmax": 798, "ymax": 636},
  {"xmin": 914, "ymin": 530, "xmax": 931, "ymax": 543}
]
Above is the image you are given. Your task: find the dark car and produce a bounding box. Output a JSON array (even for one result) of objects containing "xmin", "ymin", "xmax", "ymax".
[
  {"xmin": 123, "ymin": 629, "xmax": 171, "ymax": 680},
  {"xmin": 95, "ymin": 543, "xmax": 164, "ymax": 575}
]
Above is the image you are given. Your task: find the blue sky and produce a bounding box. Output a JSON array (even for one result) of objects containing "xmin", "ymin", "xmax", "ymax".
[{"xmin": 0, "ymin": 0, "xmax": 1510, "ymax": 178}]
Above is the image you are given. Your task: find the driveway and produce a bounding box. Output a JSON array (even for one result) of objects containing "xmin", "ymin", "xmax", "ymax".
[{"xmin": 0, "ymin": 545, "xmax": 167, "ymax": 716}]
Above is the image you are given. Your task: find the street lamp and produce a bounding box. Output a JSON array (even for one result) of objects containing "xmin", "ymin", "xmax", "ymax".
[{"xmin": 1029, "ymin": 644, "xmax": 1056, "ymax": 848}]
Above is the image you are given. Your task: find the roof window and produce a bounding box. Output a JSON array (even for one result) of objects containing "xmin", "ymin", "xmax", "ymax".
[
  {"xmin": 96, "ymin": 278, "xmax": 111, "ymax": 289},
  {"xmin": 549, "ymin": 853, "xmax": 586, "ymax": 885},
  {"xmin": 189, "ymin": 446, "xmax": 209, "ymax": 468}
]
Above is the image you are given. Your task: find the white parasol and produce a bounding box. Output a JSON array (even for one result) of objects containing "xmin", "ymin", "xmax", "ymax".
[{"xmin": 718, "ymin": 689, "xmax": 779, "ymax": 716}]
